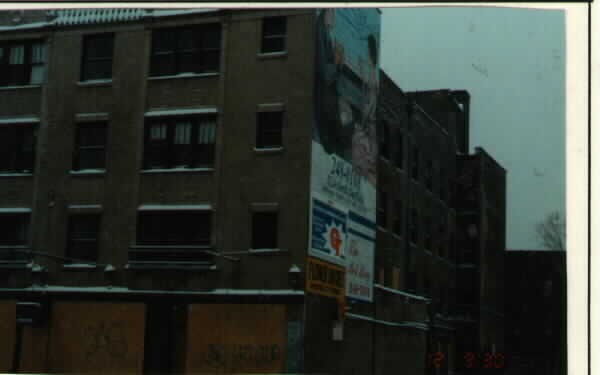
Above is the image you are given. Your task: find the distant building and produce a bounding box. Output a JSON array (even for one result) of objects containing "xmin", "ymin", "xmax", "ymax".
[
  {"xmin": 505, "ymin": 249, "xmax": 567, "ymax": 375},
  {"xmin": 0, "ymin": 8, "xmax": 508, "ymax": 375},
  {"xmin": 453, "ymin": 147, "xmax": 507, "ymax": 371}
]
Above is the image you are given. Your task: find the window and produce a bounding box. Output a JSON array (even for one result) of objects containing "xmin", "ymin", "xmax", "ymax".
[
  {"xmin": 0, "ymin": 124, "xmax": 36, "ymax": 173},
  {"xmin": 0, "ymin": 213, "xmax": 29, "ymax": 245},
  {"xmin": 150, "ymin": 24, "xmax": 221, "ymax": 77},
  {"xmin": 137, "ymin": 211, "xmax": 211, "ymax": 245},
  {"xmin": 252, "ymin": 211, "xmax": 278, "ymax": 249},
  {"xmin": 411, "ymin": 147, "xmax": 419, "ymax": 180},
  {"xmin": 438, "ymin": 224, "xmax": 446, "ymax": 258},
  {"xmin": 439, "ymin": 168, "xmax": 446, "ymax": 201},
  {"xmin": 424, "ymin": 216, "xmax": 432, "ymax": 250},
  {"xmin": 81, "ymin": 33, "xmax": 114, "ymax": 81},
  {"xmin": 377, "ymin": 190, "xmax": 387, "ymax": 228},
  {"xmin": 379, "ymin": 122, "xmax": 390, "ymax": 159},
  {"xmin": 0, "ymin": 40, "xmax": 46, "ymax": 86},
  {"xmin": 144, "ymin": 116, "xmax": 216, "ymax": 169},
  {"xmin": 393, "ymin": 200, "xmax": 402, "ymax": 235},
  {"xmin": 73, "ymin": 122, "xmax": 107, "ymax": 171},
  {"xmin": 67, "ymin": 214, "xmax": 100, "ymax": 262},
  {"xmin": 256, "ymin": 111, "xmax": 283, "ymax": 149},
  {"xmin": 425, "ymin": 159, "xmax": 433, "ymax": 191},
  {"xmin": 409, "ymin": 209, "xmax": 419, "ymax": 244},
  {"xmin": 394, "ymin": 133, "xmax": 403, "ymax": 169},
  {"xmin": 261, "ymin": 16, "xmax": 287, "ymax": 53}
]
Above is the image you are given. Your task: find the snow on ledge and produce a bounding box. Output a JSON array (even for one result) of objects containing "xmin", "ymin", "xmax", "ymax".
[
  {"xmin": 144, "ymin": 107, "xmax": 218, "ymax": 117},
  {"xmin": 0, "ymin": 173, "xmax": 33, "ymax": 177},
  {"xmin": 148, "ymin": 9, "xmax": 219, "ymax": 18},
  {"xmin": 0, "ymin": 207, "xmax": 31, "ymax": 213},
  {"xmin": 148, "ymin": 72, "xmax": 219, "ymax": 81},
  {"xmin": 138, "ymin": 203, "xmax": 213, "ymax": 211},
  {"xmin": 248, "ymin": 248, "xmax": 285, "ymax": 254},
  {"xmin": 68, "ymin": 204, "xmax": 102, "ymax": 210},
  {"xmin": 69, "ymin": 169, "xmax": 106, "ymax": 175},
  {"xmin": 0, "ymin": 21, "xmax": 53, "ymax": 32},
  {"xmin": 0, "ymin": 116, "xmax": 40, "ymax": 124},
  {"xmin": 374, "ymin": 284, "xmax": 431, "ymax": 303},
  {"xmin": 62, "ymin": 264, "xmax": 98, "ymax": 270},
  {"xmin": 346, "ymin": 313, "xmax": 430, "ymax": 331},
  {"xmin": 19, "ymin": 285, "xmax": 305, "ymax": 296},
  {"xmin": 141, "ymin": 167, "xmax": 214, "ymax": 174}
]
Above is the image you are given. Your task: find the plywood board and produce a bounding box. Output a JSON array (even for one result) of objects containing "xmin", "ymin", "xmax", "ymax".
[
  {"xmin": 47, "ymin": 302, "xmax": 146, "ymax": 374},
  {"xmin": 185, "ymin": 304, "xmax": 287, "ymax": 374},
  {"xmin": 0, "ymin": 300, "xmax": 16, "ymax": 372}
]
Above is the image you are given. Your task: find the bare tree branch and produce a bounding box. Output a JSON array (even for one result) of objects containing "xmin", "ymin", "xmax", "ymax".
[{"xmin": 535, "ymin": 211, "xmax": 566, "ymax": 251}]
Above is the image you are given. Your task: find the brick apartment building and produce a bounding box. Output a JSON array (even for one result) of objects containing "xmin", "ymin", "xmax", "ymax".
[
  {"xmin": 0, "ymin": 8, "xmax": 507, "ymax": 375},
  {"xmin": 454, "ymin": 147, "xmax": 507, "ymax": 371}
]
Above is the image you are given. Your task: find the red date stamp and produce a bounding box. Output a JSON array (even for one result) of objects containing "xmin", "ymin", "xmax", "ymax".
[{"xmin": 428, "ymin": 351, "xmax": 506, "ymax": 369}]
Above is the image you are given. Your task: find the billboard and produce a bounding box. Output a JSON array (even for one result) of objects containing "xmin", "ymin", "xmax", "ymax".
[{"xmin": 310, "ymin": 9, "xmax": 380, "ymax": 301}]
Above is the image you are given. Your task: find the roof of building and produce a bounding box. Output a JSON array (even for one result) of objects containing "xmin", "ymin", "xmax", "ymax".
[
  {"xmin": 506, "ymin": 248, "xmax": 566, "ymax": 252},
  {"xmin": 0, "ymin": 8, "xmax": 221, "ymax": 31}
]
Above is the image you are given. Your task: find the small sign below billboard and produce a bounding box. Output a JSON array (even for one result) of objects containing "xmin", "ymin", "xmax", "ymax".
[{"xmin": 306, "ymin": 256, "xmax": 346, "ymax": 299}]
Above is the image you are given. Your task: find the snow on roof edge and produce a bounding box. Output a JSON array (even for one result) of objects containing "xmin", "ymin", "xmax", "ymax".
[{"xmin": 15, "ymin": 285, "xmax": 305, "ymax": 296}]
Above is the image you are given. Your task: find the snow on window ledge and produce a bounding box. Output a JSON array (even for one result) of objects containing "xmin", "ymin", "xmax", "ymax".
[
  {"xmin": 257, "ymin": 51, "xmax": 288, "ymax": 59},
  {"xmin": 77, "ymin": 79, "xmax": 113, "ymax": 87},
  {"xmin": 148, "ymin": 72, "xmax": 219, "ymax": 81},
  {"xmin": 0, "ymin": 84, "xmax": 42, "ymax": 91},
  {"xmin": 62, "ymin": 263, "xmax": 98, "ymax": 270},
  {"xmin": 141, "ymin": 167, "xmax": 215, "ymax": 174},
  {"xmin": 254, "ymin": 147, "xmax": 284, "ymax": 154},
  {"xmin": 248, "ymin": 248, "xmax": 285, "ymax": 254},
  {"xmin": 69, "ymin": 169, "xmax": 106, "ymax": 176},
  {"xmin": 0, "ymin": 173, "xmax": 33, "ymax": 177}
]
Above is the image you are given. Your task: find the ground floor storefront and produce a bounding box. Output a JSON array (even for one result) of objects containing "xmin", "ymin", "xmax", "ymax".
[{"xmin": 0, "ymin": 289, "xmax": 304, "ymax": 374}]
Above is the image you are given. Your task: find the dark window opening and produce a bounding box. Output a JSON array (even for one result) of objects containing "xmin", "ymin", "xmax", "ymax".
[
  {"xmin": 73, "ymin": 122, "xmax": 107, "ymax": 171},
  {"xmin": 0, "ymin": 125, "xmax": 36, "ymax": 173},
  {"xmin": 81, "ymin": 33, "xmax": 114, "ymax": 81},
  {"xmin": 393, "ymin": 200, "xmax": 402, "ymax": 235},
  {"xmin": 425, "ymin": 159, "xmax": 433, "ymax": 191},
  {"xmin": 261, "ymin": 17, "xmax": 287, "ymax": 53},
  {"xmin": 137, "ymin": 211, "xmax": 211, "ymax": 245},
  {"xmin": 438, "ymin": 224, "xmax": 446, "ymax": 258},
  {"xmin": 379, "ymin": 122, "xmax": 390, "ymax": 160},
  {"xmin": 0, "ymin": 40, "xmax": 46, "ymax": 86},
  {"xmin": 256, "ymin": 111, "xmax": 283, "ymax": 148},
  {"xmin": 67, "ymin": 214, "xmax": 100, "ymax": 262},
  {"xmin": 377, "ymin": 190, "xmax": 387, "ymax": 228},
  {"xmin": 411, "ymin": 147, "xmax": 419, "ymax": 180},
  {"xmin": 410, "ymin": 209, "xmax": 419, "ymax": 245},
  {"xmin": 144, "ymin": 116, "xmax": 216, "ymax": 169},
  {"xmin": 252, "ymin": 211, "xmax": 278, "ymax": 249},
  {"xmin": 0, "ymin": 214, "xmax": 29, "ymax": 246},
  {"xmin": 424, "ymin": 216, "xmax": 432, "ymax": 250},
  {"xmin": 394, "ymin": 133, "xmax": 403, "ymax": 169},
  {"xmin": 150, "ymin": 24, "xmax": 221, "ymax": 77}
]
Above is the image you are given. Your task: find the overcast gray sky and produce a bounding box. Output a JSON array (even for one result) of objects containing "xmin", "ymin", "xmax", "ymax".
[{"xmin": 380, "ymin": 6, "xmax": 566, "ymax": 250}]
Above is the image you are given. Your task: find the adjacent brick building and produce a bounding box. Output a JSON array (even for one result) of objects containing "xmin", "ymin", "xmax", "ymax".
[
  {"xmin": 505, "ymin": 250, "xmax": 567, "ymax": 375},
  {"xmin": 0, "ymin": 8, "xmax": 508, "ymax": 375}
]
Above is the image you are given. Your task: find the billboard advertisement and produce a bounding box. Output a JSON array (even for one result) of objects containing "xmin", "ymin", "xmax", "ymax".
[{"xmin": 310, "ymin": 8, "xmax": 380, "ymax": 301}]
